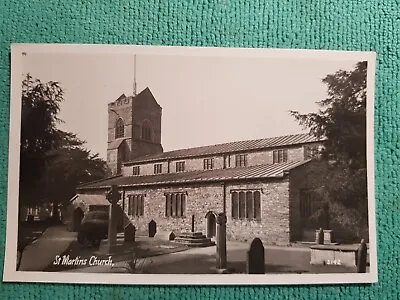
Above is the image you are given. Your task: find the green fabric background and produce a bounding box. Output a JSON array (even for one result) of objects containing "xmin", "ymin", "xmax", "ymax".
[{"xmin": 0, "ymin": 0, "xmax": 398, "ymax": 299}]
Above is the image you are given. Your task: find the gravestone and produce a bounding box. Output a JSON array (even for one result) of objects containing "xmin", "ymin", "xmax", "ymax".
[
  {"xmin": 148, "ymin": 220, "xmax": 157, "ymax": 237},
  {"xmin": 216, "ymin": 213, "xmax": 227, "ymax": 271},
  {"xmin": 316, "ymin": 228, "xmax": 324, "ymax": 245},
  {"xmin": 246, "ymin": 238, "xmax": 265, "ymax": 274},
  {"xmin": 155, "ymin": 231, "xmax": 176, "ymax": 241},
  {"xmin": 124, "ymin": 223, "xmax": 136, "ymax": 243},
  {"xmin": 356, "ymin": 239, "xmax": 367, "ymax": 273}
]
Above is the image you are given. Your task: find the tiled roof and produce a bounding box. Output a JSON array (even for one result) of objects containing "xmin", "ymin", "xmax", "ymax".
[
  {"xmin": 70, "ymin": 194, "xmax": 110, "ymax": 206},
  {"xmin": 78, "ymin": 160, "xmax": 310, "ymax": 190},
  {"xmin": 107, "ymin": 138, "xmax": 127, "ymax": 150},
  {"xmin": 124, "ymin": 133, "xmax": 322, "ymax": 164}
]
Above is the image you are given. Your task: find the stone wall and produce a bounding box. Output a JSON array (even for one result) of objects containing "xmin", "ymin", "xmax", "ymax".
[
  {"xmin": 225, "ymin": 180, "xmax": 291, "ymax": 246},
  {"xmin": 169, "ymin": 156, "xmax": 224, "ymax": 172},
  {"xmin": 122, "ymin": 160, "xmax": 169, "ymax": 176},
  {"xmin": 122, "ymin": 183, "xmax": 224, "ymax": 235},
  {"xmin": 122, "ymin": 144, "xmax": 313, "ymax": 176},
  {"xmin": 83, "ymin": 177, "xmax": 293, "ymax": 245},
  {"xmin": 289, "ymin": 160, "xmax": 332, "ymax": 241},
  {"xmin": 107, "ymin": 98, "xmax": 133, "ymax": 142}
]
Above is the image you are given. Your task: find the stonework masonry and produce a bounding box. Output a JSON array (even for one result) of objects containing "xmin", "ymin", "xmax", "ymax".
[
  {"xmin": 122, "ymin": 183, "xmax": 224, "ymax": 235},
  {"xmin": 289, "ymin": 160, "xmax": 331, "ymax": 241},
  {"xmin": 121, "ymin": 144, "xmax": 314, "ymax": 176},
  {"xmin": 225, "ymin": 180, "xmax": 291, "ymax": 246},
  {"xmin": 119, "ymin": 179, "xmax": 292, "ymax": 245}
]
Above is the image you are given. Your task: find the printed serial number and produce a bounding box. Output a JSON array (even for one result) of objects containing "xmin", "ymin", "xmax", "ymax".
[{"xmin": 326, "ymin": 259, "xmax": 342, "ymax": 265}]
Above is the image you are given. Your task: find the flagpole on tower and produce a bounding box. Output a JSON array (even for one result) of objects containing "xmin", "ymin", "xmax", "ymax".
[{"xmin": 133, "ymin": 54, "xmax": 137, "ymax": 96}]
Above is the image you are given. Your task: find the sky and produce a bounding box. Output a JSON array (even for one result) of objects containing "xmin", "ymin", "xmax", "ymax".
[{"xmin": 21, "ymin": 50, "xmax": 360, "ymax": 160}]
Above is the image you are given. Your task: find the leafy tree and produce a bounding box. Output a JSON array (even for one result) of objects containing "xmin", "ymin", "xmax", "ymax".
[
  {"xmin": 17, "ymin": 75, "xmax": 109, "ymax": 270},
  {"xmin": 290, "ymin": 62, "xmax": 369, "ymax": 241},
  {"xmin": 290, "ymin": 61, "xmax": 367, "ymax": 169},
  {"xmin": 41, "ymin": 131, "xmax": 109, "ymax": 218},
  {"xmin": 20, "ymin": 74, "xmax": 64, "ymax": 205},
  {"xmin": 19, "ymin": 75, "xmax": 109, "ymax": 211}
]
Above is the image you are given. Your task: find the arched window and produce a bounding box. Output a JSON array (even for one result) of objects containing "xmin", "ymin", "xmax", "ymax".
[
  {"xmin": 115, "ymin": 118, "xmax": 124, "ymax": 138},
  {"xmin": 141, "ymin": 120, "xmax": 152, "ymax": 141}
]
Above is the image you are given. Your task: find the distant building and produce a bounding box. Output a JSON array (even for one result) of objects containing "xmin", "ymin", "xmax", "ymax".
[{"xmin": 75, "ymin": 87, "xmax": 327, "ymax": 245}]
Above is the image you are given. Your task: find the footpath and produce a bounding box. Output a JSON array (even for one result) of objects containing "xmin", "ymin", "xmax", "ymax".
[{"xmin": 19, "ymin": 225, "xmax": 77, "ymax": 271}]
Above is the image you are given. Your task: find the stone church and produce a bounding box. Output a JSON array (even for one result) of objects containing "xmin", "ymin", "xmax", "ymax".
[{"xmin": 74, "ymin": 87, "xmax": 327, "ymax": 245}]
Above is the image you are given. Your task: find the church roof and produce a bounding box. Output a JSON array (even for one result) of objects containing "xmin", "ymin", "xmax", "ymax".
[
  {"xmin": 70, "ymin": 194, "xmax": 110, "ymax": 206},
  {"xmin": 124, "ymin": 133, "xmax": 323, "ymax": 165},
  {"xmin": 110, "ymin": 87, "xmax": 162, "ymax": 109},
  {"xmin": 107, "ymin": 138, "xmax": 127, "ymax": 150},
  {"xmin": 77, "ymin": 160, "xmax": 310, "ymax": 190}
]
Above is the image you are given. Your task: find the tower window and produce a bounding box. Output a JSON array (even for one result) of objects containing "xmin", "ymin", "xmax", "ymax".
[
  {"xmin": 115, "ymin": 118, "xmax": 124, "ymax": 138},
  {"xmin": 141, "ymin": 120, "xmax": 152, "ymax": 141}
]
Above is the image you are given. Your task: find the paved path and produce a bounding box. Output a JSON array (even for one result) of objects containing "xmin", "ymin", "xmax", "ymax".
[{"xmin": 19, "ymin": 225, "xmax": 77, "ymax": 271}]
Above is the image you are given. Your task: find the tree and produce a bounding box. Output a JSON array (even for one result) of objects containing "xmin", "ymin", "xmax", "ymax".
[
  {"xmin": 289, "ymin": 62, "xmax": 369, "ymax": 241},
  {"xmin": 19, "ymin": 75, "xmax": 109, "ymax": 211},
  {"xmin": 290, "ymin": 61, "xmax": 367, "ymax": 169},
  {"xmin": 20, "ymin": 74, "xmax": 64, "ymax": 205},
  {"xmin": 41, "ymin": 131, "xmax": 109, "ymax": 219},
  {"xmin": 17, "ymin": 75, "xmax": 109, "ymax": 270}
]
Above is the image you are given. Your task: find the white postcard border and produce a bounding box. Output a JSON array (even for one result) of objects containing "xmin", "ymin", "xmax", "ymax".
[{"xmin": 3, "ymin": 43, "xmax": 378, "ymax": 285}]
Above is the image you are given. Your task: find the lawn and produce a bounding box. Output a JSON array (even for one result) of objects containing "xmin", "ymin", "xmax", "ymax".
[
  {"xmin": 141, "ymin": 244, "xmax": 364, "ymax": 274},
  {"xmin": 44, "ymin": 236, "xmax": 190, "ymax": 272}
]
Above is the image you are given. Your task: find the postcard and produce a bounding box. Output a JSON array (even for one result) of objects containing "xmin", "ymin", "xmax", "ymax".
[{"xmin": 3, "ymin": 44, "xmax": 377, "ymax": 285}]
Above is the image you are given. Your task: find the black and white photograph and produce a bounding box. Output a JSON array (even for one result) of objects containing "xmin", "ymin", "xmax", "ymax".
[{"xmin": 4, "ymin": 44, "xmax": 377, "ymax": 285}]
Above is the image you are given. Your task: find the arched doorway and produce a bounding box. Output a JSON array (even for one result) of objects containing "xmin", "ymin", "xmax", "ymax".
[
  {"xmin": 73, "ymin": 207, "xmax": 84, "ymax": 232},
  {"xmin": 205, "ymin": 211, "xmax": 216, "ymax": 238}
]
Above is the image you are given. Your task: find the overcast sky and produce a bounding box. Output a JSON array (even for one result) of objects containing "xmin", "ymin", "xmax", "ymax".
[{"xmin": 21, "ymin": 50, "xmax": 360, "ymax": 160}]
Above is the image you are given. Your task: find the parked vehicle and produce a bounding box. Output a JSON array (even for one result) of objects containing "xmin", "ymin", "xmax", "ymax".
[{"xmin": 77, "ymin": 210, "xmax": 109, "ymax": 247}]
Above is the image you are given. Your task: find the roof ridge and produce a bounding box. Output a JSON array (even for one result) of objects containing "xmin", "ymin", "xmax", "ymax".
[
  {"xmin": 77, "ymin": 161, "xmax": 310, "ymax": 190},
  {"xmin": 124, "ymin": 133, "xmax": 322, "ymax": 164},
  {"xmin": 77, "ymin": 174, "xmax": 123, "ymax": 188},
  {"xmin": 168, "ymin": 133, "xmax": 314, "ymax": 153}
]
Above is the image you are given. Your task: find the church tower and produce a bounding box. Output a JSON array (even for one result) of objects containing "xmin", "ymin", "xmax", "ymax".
[{"xmin": 107, "ymin": 87, "xmax": 163, "ymax": 176}]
